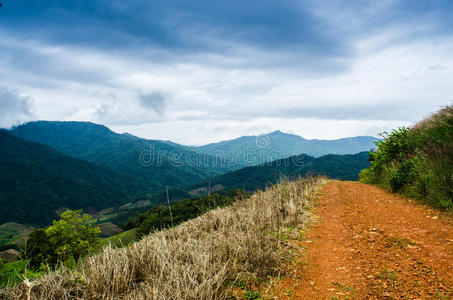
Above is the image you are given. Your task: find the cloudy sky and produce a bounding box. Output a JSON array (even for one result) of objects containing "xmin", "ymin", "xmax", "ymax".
[{"xmin": 0, "ymin": 0, "xmax": 452, "ymax": 145}]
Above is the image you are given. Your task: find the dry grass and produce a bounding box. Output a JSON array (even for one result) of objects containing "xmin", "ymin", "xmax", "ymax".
[{"xmin": 0, "ymin": 177, "xmax": 327, "ymax": 300}]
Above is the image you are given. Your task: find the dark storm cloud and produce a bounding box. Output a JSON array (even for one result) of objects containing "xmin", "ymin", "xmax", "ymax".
[
  {"xmin": 0, "ymin": 0, "xmax": 353, "ymax": 72},
  {"xmin": 0, "ymin": 0, "xmax": 453, "ymax": 135},
  {"xmin": 1, "ymin": 0, "xmax": 452, "ymax": 73}
]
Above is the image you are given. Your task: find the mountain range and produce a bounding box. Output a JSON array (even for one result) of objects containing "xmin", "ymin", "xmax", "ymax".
[
  {"xmin": 10, "ymin": 121, "xmax": 238, "ymax": 190},
  {"xmin": 2, "ymin": 121, "xmax": 376, "ymax": 226}
]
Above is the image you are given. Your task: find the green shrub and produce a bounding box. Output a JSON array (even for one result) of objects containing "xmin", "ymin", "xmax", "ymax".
[
  {"xmin": 360, "ymin": 106, "xmax": 452, "ymax": 209},
  {"xmin": 26, "ymin": 210, "xmax": 101, "ymax": 269},
  {"xmin": 389, "ymin": 159, "xmax": 417, "ymax": 192}
]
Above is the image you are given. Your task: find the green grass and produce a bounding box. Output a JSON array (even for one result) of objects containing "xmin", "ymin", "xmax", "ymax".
[
  {"xmin": 0, "ymin": 222, "xmax": 32, "ymax": 250},
  {"xmin": 100, "ymin": 229, "xmax": 139, "ymax": 248},
  {"xmin": 0, "ymin": 260, "xmax": 41, "ymax": 288}
]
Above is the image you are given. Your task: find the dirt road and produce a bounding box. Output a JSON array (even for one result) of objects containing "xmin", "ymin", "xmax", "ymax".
[{"xmin": 270, "ymin": 181, "xmax": 453, "ymax": 299}]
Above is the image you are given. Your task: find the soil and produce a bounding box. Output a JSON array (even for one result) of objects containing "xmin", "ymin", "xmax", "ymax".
[{"xmin": 268, "ymin": 181, "xmax": 453, "ymax": 299}]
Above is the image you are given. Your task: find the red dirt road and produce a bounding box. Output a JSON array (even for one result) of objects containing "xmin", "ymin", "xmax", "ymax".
[{"xmin": 270, "ymin": 181, "xmax": 453, "ymax": 299}]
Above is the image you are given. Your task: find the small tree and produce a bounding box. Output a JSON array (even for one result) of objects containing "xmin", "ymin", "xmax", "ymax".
[
  {"xmin": 45, "ymin": 210, "xmax": 101, "ymax": 265},
  {"xmin": 27, "ymin": 228, "xmax": 51, "ymax": 269}
]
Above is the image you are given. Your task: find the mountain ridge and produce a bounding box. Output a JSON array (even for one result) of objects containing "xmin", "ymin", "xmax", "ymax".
[
  {"xmin": 189, "ymin": 151, "xmax": 370, "ymax": 193},
  {"xmin": 193, "ymin": 129, "xmax": 377, "ymax": 166},
  {"xmin": 10, "ymin": 121, "xmax": 239, "ymax": 190},
  {"xmin": 0, "ymin": 130, "xmax": 150, "ymax": 225}
]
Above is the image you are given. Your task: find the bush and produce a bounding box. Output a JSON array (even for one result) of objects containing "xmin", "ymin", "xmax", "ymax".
[
  {"xmin": 389, "ymin": 159, "xmax": 417, "ymax": 192},
  {"xmin": 26, "ymin": 210, "xmax": 101, "ymax": 269},
  {"xmin": 360, "ymin": 106, "xmax": 452, "ymax": 209}
]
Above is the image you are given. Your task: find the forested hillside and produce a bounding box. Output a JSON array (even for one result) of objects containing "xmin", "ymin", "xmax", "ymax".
[
  {"xmin": 195, "ymin": 130, "xmax": 377, "ymax": 166},
  {"xmin": 190, "ymin": 151, "xmax": 370, "ymax": 193},
  {"xmin": 0, "ymin": 131, "xmax": 148, "ymax": 225},
  {"xmin": 10, "ymin": 121, "xmax": 238, "ymax": 189}
]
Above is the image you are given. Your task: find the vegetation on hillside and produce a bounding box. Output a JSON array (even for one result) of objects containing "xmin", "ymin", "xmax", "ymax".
[
  {"xmin": 195, "ymin": 130, "xmax": 377, "ymax": 165},
  {"xmin": 0, "ymin": 131, "xmax": 148, "ymax": 226},
  {"xmin": 191, "ymin": 151, "xmax": 370, "ymax": 193},
  {"xmin": 125, "ymin": 189, "xmax": 250, "ymax": 235},
  {"xmin": 26, "ymin": 210, "xmax": 101, "ymax": 270},
  {"xmin": 360, "ymin": 106, "xmax": 452, "ymax": 209},
  {"xmin": 10, "ymin": 121, "xmax": 238, "ymax": 189},
  {"xmin": 0, "ymin": 177, "xmax": 327, "ymax": 299},
  {"xmin": 0, "ymin": 223, "xmax": 32, "ymax": 252}
]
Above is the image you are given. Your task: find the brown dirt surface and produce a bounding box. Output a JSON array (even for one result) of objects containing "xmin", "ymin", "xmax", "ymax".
[{"xmin": 268, "ymin": 181, "xmax": 453, "ymax": 299}]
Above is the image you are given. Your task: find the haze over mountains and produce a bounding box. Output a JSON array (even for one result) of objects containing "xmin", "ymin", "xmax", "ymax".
[
  {"xmin": 194, "ymin": 130, "xmax": 377, "ymax": 166},
  {"xmin": 11, "ymin": 121, "xmax": 378, "ymax": 167},
  {"xmin": 1, "ymin": 120, "xmax": 377, "ymax": 226}
]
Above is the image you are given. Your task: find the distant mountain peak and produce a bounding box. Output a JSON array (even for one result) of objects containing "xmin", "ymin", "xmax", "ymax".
[
  {"xmin": 265, "ymin": 130, "xmax": 306, "ymax": 140},
  {"xmin": 269, "ymin": 130, "xmax": 284, "ymax": 135}
]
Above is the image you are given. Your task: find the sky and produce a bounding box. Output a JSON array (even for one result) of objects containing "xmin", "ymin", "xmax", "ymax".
[{"xmin": 0, "ymin": 0, "xmax": 452, "ymax": 145}]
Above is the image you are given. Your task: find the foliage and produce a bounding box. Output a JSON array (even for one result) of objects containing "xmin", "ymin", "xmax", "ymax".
[
  {"xmin": 0, "ymin": 223, "xmax": 31, "ymax": 251},
  {"xmin": 360, "ymin": 106, "xmax": 453, "ymax": 209},
  {"xmin": 0, "ymin": 260, "xmax": 41, "ymax": 288},
  {"xmin": 126, "ymin": 189, "xmax": 250, "ymax": 235},
  {"xmin": 0, "ymin": 177, "xmax": 326, "ymax": 299},
  {"xmin": 10, "ymin": 121, "xmax": 237, "ymax": 190},
  {"xmin": 26, "ymin": 210, "xmax": 101, "ymax": 269},
  {"xmin": 0, "ymin": 131, "xmax": 150, "ymax": 226},
  {"xmin": 190, "ymin": 152, "xmax": 370, "ymax": 192}
]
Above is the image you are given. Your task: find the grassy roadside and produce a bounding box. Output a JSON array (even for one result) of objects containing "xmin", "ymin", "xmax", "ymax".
[{"xmin": 0, "ymin": 176, "xmax": 327, "ymax": 299}]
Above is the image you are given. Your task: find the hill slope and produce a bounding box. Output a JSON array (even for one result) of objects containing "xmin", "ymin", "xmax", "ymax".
[
  {"xmin": 10, "ymin": 121, "xmax": 238, "ymax": 190},
  {"xmin": 0, "ymin": 178, "xmax": 326, "ymax": 299},
  {"xmin": 190, "ymin": 151, "xmax": 370, "ymax": 192},
  {"xmin": 194, "ymin": 130, "xmax": 377, "ymax": 166},
  {"xmin": 0, "ymin": 131, "xmax": 149, "ymax": 225}
]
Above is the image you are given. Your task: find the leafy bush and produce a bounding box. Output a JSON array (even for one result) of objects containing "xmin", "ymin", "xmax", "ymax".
[
  {"xmin": 389, "ymin": 159, "xmax": 417, "ymax": 192},
  {"xmin": 360, "ymin": 106, "xmax": 452, "ymax": 209},
  {"xmin": 26, "ymin": 210, "xmax": 101, "ymax": 269}
]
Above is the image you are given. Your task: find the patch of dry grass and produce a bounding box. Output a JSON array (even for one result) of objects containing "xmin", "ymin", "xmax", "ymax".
[{"xmin": 0, "ymin": 177, "xmax": 327, "ymax": 300}]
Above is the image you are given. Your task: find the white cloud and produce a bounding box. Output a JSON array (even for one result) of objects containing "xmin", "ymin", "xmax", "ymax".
[
  {"xmin": 0, "ymin": 88, "xmax": 35, "ymax": 128},
  {"xmin": 0, "ymin": 21, "xmax": 451, "ymax": 144}
]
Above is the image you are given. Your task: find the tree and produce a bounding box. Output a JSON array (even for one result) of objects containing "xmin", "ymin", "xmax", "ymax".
[
  {"xmin": 46, "ymin": 210, "xmax": 101, "ymax": 264},
  {"xmin": 27, "ymin": 210, "xmax": 101, "ymax": 269},
  {"xmin": 27, "ymin": 229, "xmax": 51, "ymax": 269}
]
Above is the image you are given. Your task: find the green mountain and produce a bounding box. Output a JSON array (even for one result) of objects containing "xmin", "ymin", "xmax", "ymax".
[
  {"xmin": 0, "ymin": 131, "xmax": 150, "ymax": 226},
  {"xmin": 194, "ymin": 130, "xmax": 377, "ymax": 166},
  {"xmin": 10, "ymin": 121, "xmax": 238, "ymax": 190},
  {"xmin": 189, "ymin": 152, "xmax": 370, "ymax": 193}
]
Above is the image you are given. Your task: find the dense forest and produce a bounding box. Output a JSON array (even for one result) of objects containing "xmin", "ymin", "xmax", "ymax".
[
  {"xmin": 10, "ymin": 121, "xmax": 239, "ymax": 190},
  {"xmin": 0, "ymin": 131, "xmax": 148, "ymax": 225},
  {"xmin": 190, "ymin": 151, "xmax": 370, "ymax": 192},
  {"xmin": 360, "ymin": 106, "xmax": 452, "ymax": 209}
]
